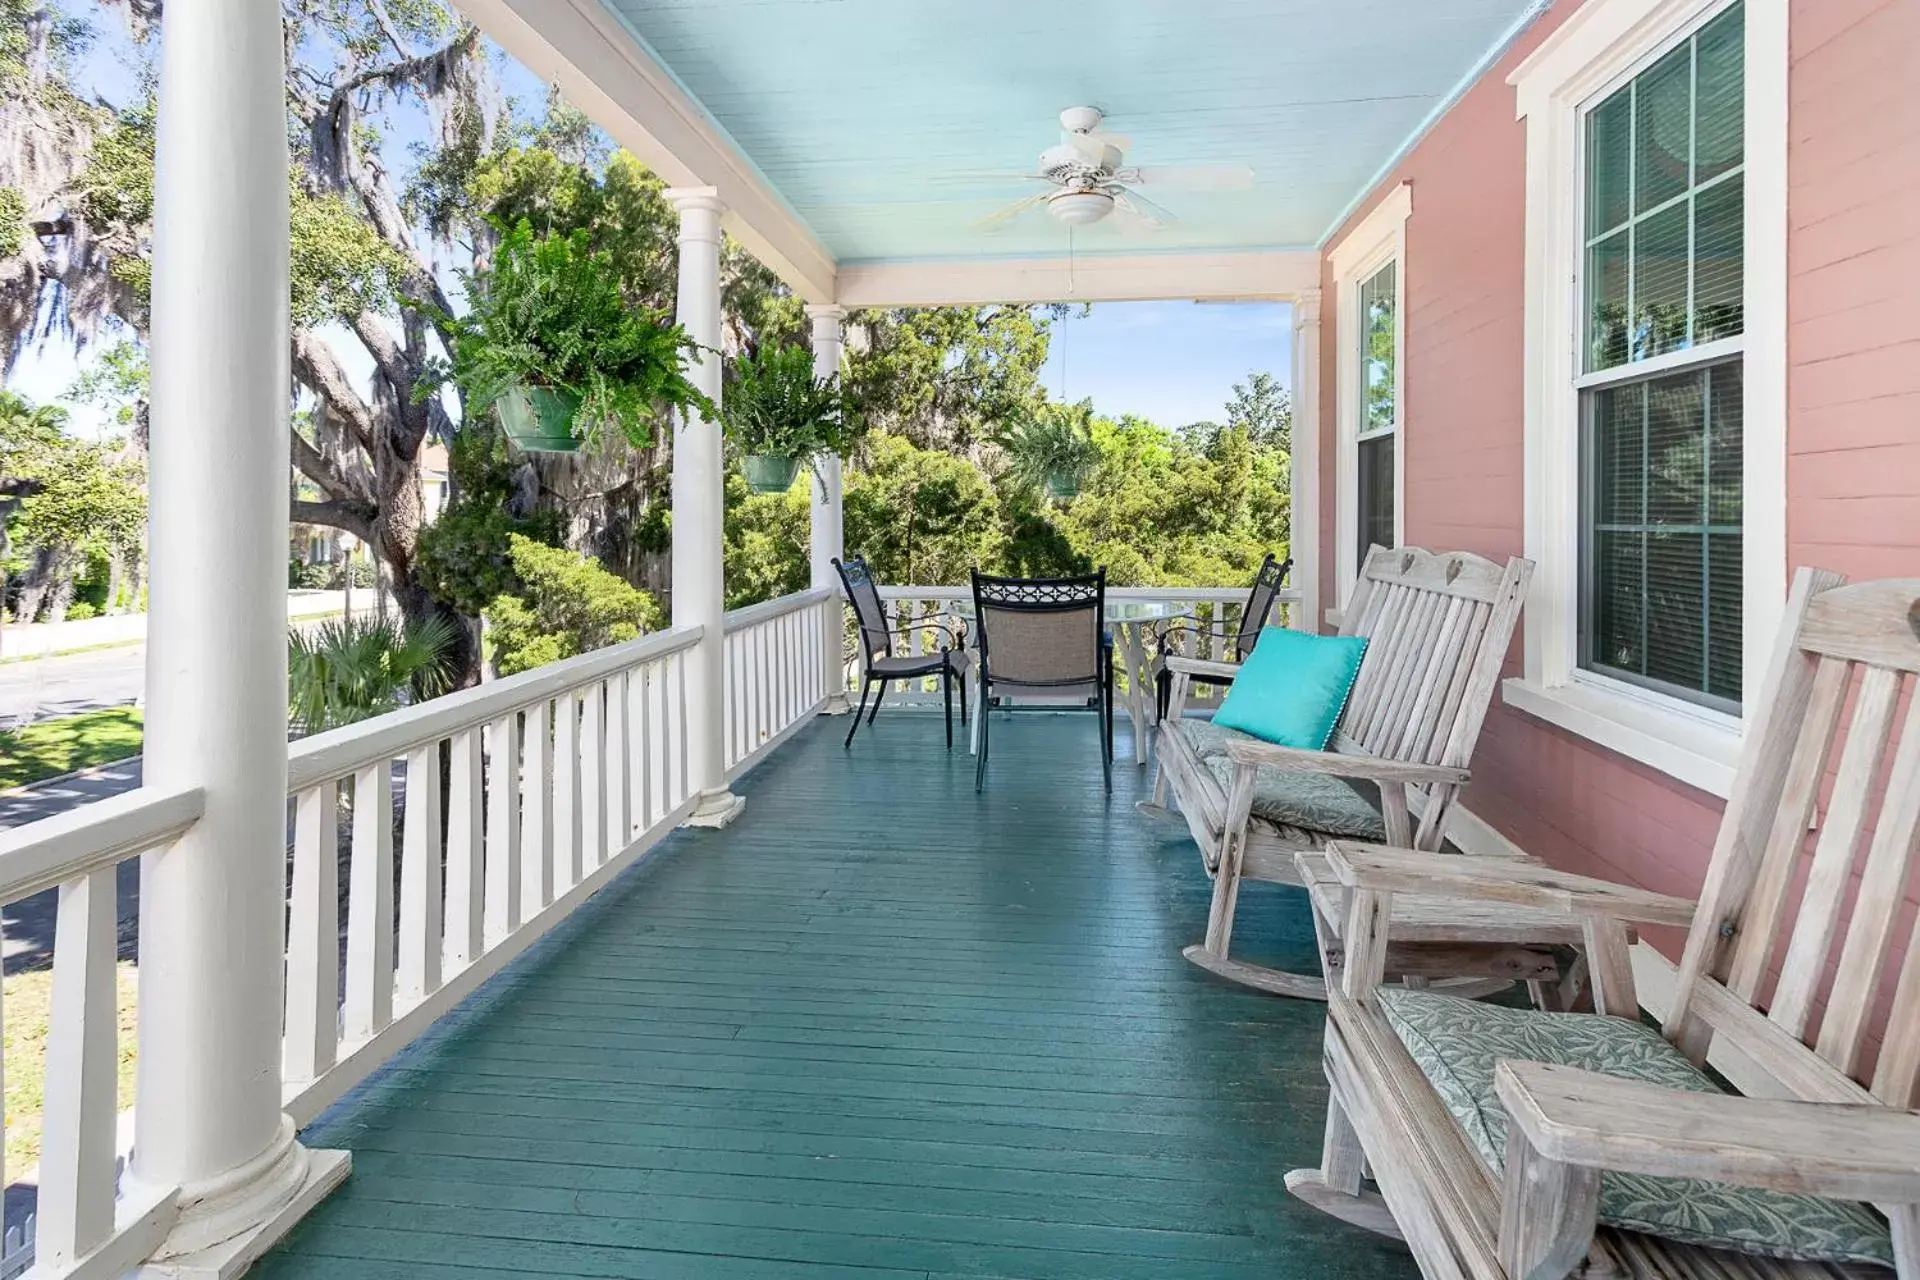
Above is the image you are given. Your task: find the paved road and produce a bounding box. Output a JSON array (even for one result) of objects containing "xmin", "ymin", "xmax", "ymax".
[
  {"xmin": 0, "ymin": 643, "xmax": 146, "ymax": 726},
  {"xmin": 0, "ymin": 758, "xmax": 144, "ymax": 974}
]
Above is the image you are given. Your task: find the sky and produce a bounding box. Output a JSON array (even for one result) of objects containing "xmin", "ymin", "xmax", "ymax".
[
  {"xmin": 1039, "ymin": 301, "xmax": 1292, "ymax": 428},
  {"xmin": 5, "ymin": 4, "xmax": 1293, "ymax": 438}
]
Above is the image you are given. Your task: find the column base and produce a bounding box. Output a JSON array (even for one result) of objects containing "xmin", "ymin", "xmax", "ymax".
[
  {"xmin": 683, "ymin": 789, "xmax": 745, "ymax": 829},
  {"xmin": 134, "ymin": 1118, "xmax": 349, "ymax": 1280},
  {"xmin": 822, "ymin": 693, "xmax": 852, "ymax": 716}
]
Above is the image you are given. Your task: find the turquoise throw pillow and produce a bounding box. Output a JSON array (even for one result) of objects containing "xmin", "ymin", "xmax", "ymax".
[{"xmin": 1210, "ymin": 627, "xmax": 1367, "ymax": 751}]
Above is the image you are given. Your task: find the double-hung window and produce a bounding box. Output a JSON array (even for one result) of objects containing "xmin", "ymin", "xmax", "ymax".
[
  {"xmin": 1508, "ymin": 0, "xmax": 1783, "ymax": 798},
  {"xmin": 1578, "ymin": 3, "xmax": 1745, "ymax": 712},
  {"xmin": 1330, "ymin": 183, "xmax": 1410, "ymax": 602},
  {"xmin": 1356, "ymin": 260, "xmax": 1399, "ymax": 569}
]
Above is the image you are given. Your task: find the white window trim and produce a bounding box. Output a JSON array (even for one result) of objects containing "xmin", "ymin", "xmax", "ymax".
[
  {"xmin": 1330, "ymin": 182, "xmax": 1412, "ymax": 606},
  {"xmin": 1505, "ymin": 0, "xmax": 1786, "ymax": 800}
]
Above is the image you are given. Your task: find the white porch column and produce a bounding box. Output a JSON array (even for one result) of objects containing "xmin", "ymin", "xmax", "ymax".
[
  {"xmin": 667, "ymin": 187, "xmax": 743, "ymax": 827},
  {"xmin": 1289, "ymin": 289, "xmax": 1323, "ymax": 632},
  {"xmin": 806, "ymin": 304, "xmax": 851, "ymax": 714},
  {"xmin": 135, "ymin": 0, "xmax": 348, "ymax": 1270}
]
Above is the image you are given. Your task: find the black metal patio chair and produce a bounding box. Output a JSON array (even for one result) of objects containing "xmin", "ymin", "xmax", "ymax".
[
  {"xmin": 835, "ymin": 556, "xmax": 969, "ymax": 749},
  {"xmin": 1151, "ymin": 552, "xmax": 1292, "ymax": 720},
  {"xmin": 970, "ymin": 569, "xmax": 1113, "ymax": 794}
]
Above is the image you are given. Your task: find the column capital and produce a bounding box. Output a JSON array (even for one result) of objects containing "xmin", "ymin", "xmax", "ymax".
[
  {"xmin": 665, "ymin": 186, "xmax": 725, "ymax": 244},
  {"xmin": 1292, "ymin": 288, "xmax": 1323, "ymax": 329},
  {"xmin": 807, "ymin": 303, "xmax": 847, "ymax": 345},
  {"xmin": 804, "ymin": 302, "xmax": 847, "ymax": 324}
]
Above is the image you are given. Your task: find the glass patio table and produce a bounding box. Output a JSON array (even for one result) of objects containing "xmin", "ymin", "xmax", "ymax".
[{"xmin": 941, "ymin": 598, "xmax": 1194, "ymax": 762}]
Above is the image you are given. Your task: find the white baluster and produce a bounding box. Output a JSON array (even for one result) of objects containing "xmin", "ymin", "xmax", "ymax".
[
  {"xmin": 285, "ymin": 781, "xmax": 339, "ymax": 1080},
  {"xmin": 674, "ymin": 654, "xmax": 691, "ymax": 806},
  {"xmin": 580, "ymin": 681, "xmax": 606, "ymax": 870},
  {"xmin": 484, "ymin": 713, "xmax": 522, "ymax": 941},
  {"xmin": 605, "ymin": 671, "xmax": 630, "ymax": 854},
  {"xmin": 445, "ymin": 726, "xmax": 485, "ymax": 969},
  {"xmin": 553, "ymin": 690, "xmax": 582, "ymax": 893},
  {"xmin": 397, "ymin": 740, "xmax": 443, "ymax": 1001},
  {"xmin": 521, "ymin": 699, "xmax": 553, "ymax": 911},
  {"xmin": 344, "ymin": 762, "xmax": 395, "ymax": 1039},
  {"xmin": 633, "ymin": 663, "xmax": 656, "ymax": 830},
  {"xmin": 36, "ymin": 867, "xmax": 117, "ymax": 1268}
]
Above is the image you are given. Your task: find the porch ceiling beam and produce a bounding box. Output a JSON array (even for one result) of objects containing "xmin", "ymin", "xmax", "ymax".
[
  {"xmin": 453, "ymin": 0, "xmax": 838, "ymax": 304},
  {"xmin": 833, "ymin": 250, "xmax": 1321, "ymax": 309}
]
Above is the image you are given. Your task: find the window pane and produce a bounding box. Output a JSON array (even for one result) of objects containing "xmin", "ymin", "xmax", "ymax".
[
  {"xmin": 1633, "ymin": 41, "xmax": 1692, "ymax": 216},
  {"xmin": 1359, "ymin": 262, "xmax": 1397, "ymax": 434},
  {"xmin": 1357, "ymin": 433, "xmax": 1395, "ymax": 566},
  {"xmin": 1581, "ymin": 360, "xmax": 1742, "ymax": 708},
  {"xmin": 1591, "ymin": 379, "xmax": 1645, "ymax": 525},
  {"xmin": 1587, "ymin": 90, "xmax": 1633, "ymax": 239},
  {"xmin": 1632, "ymin": 201, "xmax": 1691, "ymax": 359},
  {"xmin": 1695, "ymin": 5, "xmax": 1745, "ymax": 183},
  {"xmin": 1694, "ymin": 178, "xmax": 1744, "ymax": 342},
  {"xmin": 1645, "ymin": 368, "xmax": 1705, "ymax": 526},
  {"xmin": 1587, "ymin": 230, "xmax": 1631, "ymax": 372}
]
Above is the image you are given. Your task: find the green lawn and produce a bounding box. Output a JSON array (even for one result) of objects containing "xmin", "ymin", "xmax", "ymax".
[{"xmin": 0, "ymin": 706, "xmax": 144, "ymax": 791}]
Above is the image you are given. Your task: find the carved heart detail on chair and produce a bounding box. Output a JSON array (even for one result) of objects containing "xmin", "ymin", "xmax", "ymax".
[
  {"xmin": 1446, "ymin": 560, "xmax": 1463, "ymax": 584},
  {"xmin": 1908, "ymin": 598, "xmax": 1920, "ymax": 642},
  {"xmin": 1401, "ymin": 553, "xmax": 1415, "ymax": 573}
]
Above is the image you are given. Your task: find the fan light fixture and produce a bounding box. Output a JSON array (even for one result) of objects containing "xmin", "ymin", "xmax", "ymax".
[{"xmin": 1047, "ymin": 190, "xmax": 1114, "ymax": 226}]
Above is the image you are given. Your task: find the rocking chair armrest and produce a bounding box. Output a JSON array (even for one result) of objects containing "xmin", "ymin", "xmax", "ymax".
[
  {"xmin": 1321, "ymin": 844, "xmax": 1696, "ymax": 928},
  {"xmin": 1163, "ymin": 655, "xmax": 1243, "ymax": 680},
  {"xmin": 1220, "ymin": 740, "xmax": 1470, "ymax": 787},
  {"xmin": 1495, "ymin": 1061, "xmax": 1920, "ymax": 1203}
]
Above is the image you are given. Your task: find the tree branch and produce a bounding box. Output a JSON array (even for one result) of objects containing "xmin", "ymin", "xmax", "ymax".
[
  {"xmin": 290, "ymin": 328, "xmax": 376, "ymax": 454},
  {"xmin": 291, "ymin": 499, "xmax": 377, "ymax": 545},
  {"xmin": 290, "ymin": 426, "xmax": 371, "ymax": 506},
  {"xmin": 349, "ymin": 311, "xmax": 411, "ymax": 397}
]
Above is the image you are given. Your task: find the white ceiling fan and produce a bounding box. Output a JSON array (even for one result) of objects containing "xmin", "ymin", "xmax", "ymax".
[{"xmin": 978, "ymin": 106, "xmax": 1255, "ymax": 232}]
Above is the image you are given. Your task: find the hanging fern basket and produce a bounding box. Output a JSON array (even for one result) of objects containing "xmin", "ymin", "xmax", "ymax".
[
  {"xmin": 1044, "ymin": 470, "xmax": 1082, "ymax": 500},
  {"xmin": 742, "ymin": 454, "xmax": 802, "ymax": 493},
  {"xmin": 496, "ymin": 384, "xmax": 583, "ymax": 453}
]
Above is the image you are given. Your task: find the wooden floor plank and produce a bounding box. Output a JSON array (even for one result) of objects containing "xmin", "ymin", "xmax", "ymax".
[{"xmin": 263, "ymin": 714, "xmax": 1415, "ymax": 1279}]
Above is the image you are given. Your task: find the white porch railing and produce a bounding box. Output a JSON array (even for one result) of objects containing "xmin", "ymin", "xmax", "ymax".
[
  {"xmin": 0, "ymin": 786, "xmax": 199, "ymax": 1280},
  {"xmin": 721, "ymin": 587, "xmax": 837, "ymax": 778}
]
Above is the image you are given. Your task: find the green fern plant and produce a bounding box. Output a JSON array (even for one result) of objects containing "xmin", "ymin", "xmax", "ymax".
[
  {"xmin": 720, "ymin": 343, "xmax": 859, "ymax": 461},
  {"xmin": 438, "ymin": 220, "xmax": 713, "ymax": 449},
  {"xmin": 1000, "ymin": 399, "xmax": 1101, "ymax": 498}
]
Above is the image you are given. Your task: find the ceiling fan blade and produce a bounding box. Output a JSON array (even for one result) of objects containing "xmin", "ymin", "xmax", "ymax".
[
  {"xmin": 1111, "ymin": 191, "xmax": 1170, "ymax": 231},
  {"xmin": 1087, "ymin": 128, "xmax": 1132, "ymax": 152},
  {"xmin": 1127, "ymin": 163, "xmax": 1254, "ymax": 191},
  {"xmin": 1115, "ymin": 189, "xmax": 1178, "ymax": 226},
  {"xmin": 975, "ymin": 191, "xmax": 1051, "ymax": 229}
]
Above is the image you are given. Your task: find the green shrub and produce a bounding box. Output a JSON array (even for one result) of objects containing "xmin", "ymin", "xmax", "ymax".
[
  {"xmin": 330, "ymin": 558, "xmax": 376, "ymax": 590},
  {"xmin": 287, "ymin": 614, "xmax": 459, "ymax": 736},
  {"xmin": 288, "ymin": 559, "xmax": 333, "ymax": 590},
  {"xmin": 416, "ymin": 430, "xmax": 564, "ymax": 617},
  {"xmin": 485, "ymin": 535, "xmax": 664, "ymax": 676},
  {"xmin": 63, "ymin": 601, "xmax": 98, "ymax": 621}
]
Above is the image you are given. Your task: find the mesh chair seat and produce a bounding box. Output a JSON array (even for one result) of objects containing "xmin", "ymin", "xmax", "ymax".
[{"xmin": 868, "ymin": 649, "xmax": 970, "ymax": 679}]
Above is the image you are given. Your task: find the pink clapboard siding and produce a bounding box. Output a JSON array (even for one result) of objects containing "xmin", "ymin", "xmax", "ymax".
[{"xmin": 1314, "ymin": 0, "xmax": 1920, "ymax": 932}]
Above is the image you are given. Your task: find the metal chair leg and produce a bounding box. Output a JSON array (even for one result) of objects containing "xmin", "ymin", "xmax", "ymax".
[
  {"xmin": 846, "ymin": 677, "xmax": 873, "ymax": 748},
  {"xmin": 975, "ymin": 681, "xmax": 990, "ymax": 791},
  {"xmin": 866, "ymin": 677, "xmax": 883, "ymax": 725},
  {"xmin": 942, "ymin": 667, "xmax": 953, "ymax": 749}
]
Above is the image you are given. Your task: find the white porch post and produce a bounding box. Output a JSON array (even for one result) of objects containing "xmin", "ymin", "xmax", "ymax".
[
  {"xmin": 667, "ymin": 187, "xmax": 744, "ymax": 827},
  {"xmin": 1289, "ymin": 289, "xmax": 1322, "ymax": 632},
  {"xmin": 134, "ymin": 0, "xmax": 348, "ymax": 1270},
  {"xmin": 807, "ymin": 304, "xmax": 850, "ymax": 714}
]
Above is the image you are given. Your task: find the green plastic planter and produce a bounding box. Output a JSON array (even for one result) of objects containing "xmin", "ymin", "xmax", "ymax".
[
  {"xmin": 496, "ymin": 384, "xmax": 582, "ymax": 453},
  {"xmin": 743, "ymin": 454, "xmax": 802, "ymax": 493},
  {"xmin": 1044, "ymin": 470, "xmax": 1082, "ymax": 500}
]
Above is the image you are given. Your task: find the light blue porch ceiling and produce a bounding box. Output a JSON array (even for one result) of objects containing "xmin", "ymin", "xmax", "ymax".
[{"xmin": 594, "ymin": 0, "xmax": 1543, "ymax": 264}]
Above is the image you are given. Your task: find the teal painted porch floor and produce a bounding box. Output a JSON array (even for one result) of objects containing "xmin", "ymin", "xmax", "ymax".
[{"xmin": 256, "ymin": 713, "xmax": 1418, "ymax": 1280}]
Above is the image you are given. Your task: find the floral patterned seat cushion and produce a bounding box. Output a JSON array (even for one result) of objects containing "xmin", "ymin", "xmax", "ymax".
[
  {"xmin": 1182, "ymin": 720, "xmax": 1387, "ymax": 841},
  {"xmin": 1375, "ymin": 987, "xmax": 1894, "ymax": 1267}
]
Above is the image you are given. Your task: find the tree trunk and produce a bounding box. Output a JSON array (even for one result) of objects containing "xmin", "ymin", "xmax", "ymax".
[
  {"xmin": 16, "ymin": 545, "xmax": 59, "ymax": 623},
  {"xmin": 42, "ymin": 548, "xmax": 78, "ymax": 623}
]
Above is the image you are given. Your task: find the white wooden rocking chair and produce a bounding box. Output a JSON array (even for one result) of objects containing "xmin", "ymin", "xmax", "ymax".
[
  {"xmin": 1291, "ymin": 568, "xmax": 1920, "ymax": 1279},
  {"xmin": 1148, "ymin": 545, "xmax": 1535, "ymax": 998}
]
